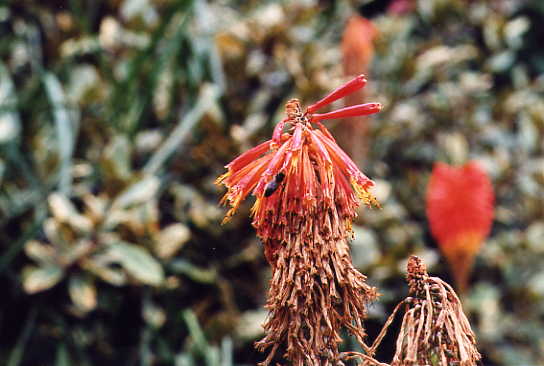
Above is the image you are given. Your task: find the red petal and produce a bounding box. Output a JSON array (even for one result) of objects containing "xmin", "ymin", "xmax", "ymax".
[
  {"xmin": 227, "ymin": 140, "xmax": 272, "ymax": 172},
  {"xmin": 306, "ymin": 75, "xmax": 367, "ymax": 114},
  {"xmin": 311, "ymin": 103, "xmax": 382, "ymax": 122}
]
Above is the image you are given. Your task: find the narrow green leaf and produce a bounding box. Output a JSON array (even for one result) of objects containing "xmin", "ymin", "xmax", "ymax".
[
  {"xmin": 55, "ymin": 343, "xmax": 70, "ymax": 366},
  {"xmin": 169, "ymin": 259, "xmax": 216, "ymax": 284},
  {"xmin": 182, "ymin": 309, "xmax": 220, "ymax": 366},
  {"xmin": 220, "ymin": 337, "xmax": 232, "ymax": 366},
  {"xmin": 0, "ymin": 61, "xmax": 21, "ymax": 144},
  {"xmin": 0, "ymin": 158, "xmax": 5, "ymax": 184},
  {"xmin": 43, "ymin": 72, "xmax": 79, "ymax": 194},
  {"xmin": 182, "ymin": 309, "xmax": 209, "ymax": 352},
  {"xmin": 143, "ymin": 84, "xmax": 220, "ymax": 175},
  {"xmin": 7, "ymin": 308, "xmax": 37, "ymax": 366}
]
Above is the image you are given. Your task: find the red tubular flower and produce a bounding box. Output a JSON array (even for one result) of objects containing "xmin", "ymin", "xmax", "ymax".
[
  {"xmin": 426, "ymin": 162, "xmax": 494, "ymax": 293},
  {"xmin": 217, "ymin": 75, "xmax": 381, "ymax": 365},
  {"xmin": 217, "ymin": 76, "xmax": 381, "ymax": 263}
]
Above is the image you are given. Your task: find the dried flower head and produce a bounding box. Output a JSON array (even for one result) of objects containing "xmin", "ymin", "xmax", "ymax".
[
  {"xmin": 391, "ymin": 256, "xmax": 482, "ymax": 366},
  {"xmin": 426, "ymin": 161, "xmax": 494, "ymax": 292},
  {"xmin": 217, "ymin": 75, "xmax": 382, "ymax": 365}
]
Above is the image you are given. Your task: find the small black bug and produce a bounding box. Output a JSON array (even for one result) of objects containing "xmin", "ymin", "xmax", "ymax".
[{"xmin": 264, "ymin": 172, "xmax": 285, "ymax": 197}]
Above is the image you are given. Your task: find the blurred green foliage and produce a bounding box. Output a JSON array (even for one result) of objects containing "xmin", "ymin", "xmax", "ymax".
[{"xmin": 0, "ymin": 0, "xmax": 543, "ymax": 365}]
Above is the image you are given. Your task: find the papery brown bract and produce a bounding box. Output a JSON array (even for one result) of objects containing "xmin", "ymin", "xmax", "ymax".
[{"xmin": 217, "ymin": 76, "xmax": 382, "ymax": 365}]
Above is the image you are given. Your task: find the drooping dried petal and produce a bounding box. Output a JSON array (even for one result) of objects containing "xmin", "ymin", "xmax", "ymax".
[{"xmin": 256, "ymin": 237, "xmax": 378, "ymax": 366}]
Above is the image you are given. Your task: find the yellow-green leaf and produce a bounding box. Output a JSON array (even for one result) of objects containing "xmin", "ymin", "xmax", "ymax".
[
  {"xmin": 153, "ymin": 223, "xmax": 190, "ymax": 258},
  {"xmin": 109, "ymin": 242, "xmax": 164, "ymax": 286},
  {"xmin": 68, "ymin": 275, "xmax": 97, "ymax": 312},
  {"xmin": 22, "ymin": 265, "xmax": 63, "ymax": 294}
]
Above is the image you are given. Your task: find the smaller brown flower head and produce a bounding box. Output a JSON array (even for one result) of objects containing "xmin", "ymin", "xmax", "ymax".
[
  {"xmin": 217, "ymin": 75, "xmax": 381, "ymax": 262},
  {"xmin": 392, "ymin": 256, "xmax": 482, "ymax": 366}
]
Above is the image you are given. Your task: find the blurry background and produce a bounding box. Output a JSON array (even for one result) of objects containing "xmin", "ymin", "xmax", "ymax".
[{"xmin": 1, "ymin": 0, "xmax": 543, "ymax": 365}]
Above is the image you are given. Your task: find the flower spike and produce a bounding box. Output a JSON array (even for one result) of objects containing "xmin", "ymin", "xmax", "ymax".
[
  {"xmin": 306, "ymin": 74, "xmax": 367, "ymax": 114},
  {"xmin": 217, "ymin": 77, "xmax": 382, "ymax": 366}
]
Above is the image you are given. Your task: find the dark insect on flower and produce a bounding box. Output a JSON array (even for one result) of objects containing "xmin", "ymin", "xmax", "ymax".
[{"xmin": 264, "ymin": 172, "xmax": 285, "ymax": 197}]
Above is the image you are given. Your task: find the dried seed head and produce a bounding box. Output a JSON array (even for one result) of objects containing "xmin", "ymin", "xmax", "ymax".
[
  {"xmin": 406, "ymin": 255, "xmax": 428, "ymax": 297},
  {"xmin": 392, "ymin": 256, "xmax": 482, "ymax": 366}
]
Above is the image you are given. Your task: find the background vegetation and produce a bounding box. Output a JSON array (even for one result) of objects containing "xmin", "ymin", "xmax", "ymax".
[{"xmin": 1, "ymin": 0, "xmax": 543, "ymax": 365}]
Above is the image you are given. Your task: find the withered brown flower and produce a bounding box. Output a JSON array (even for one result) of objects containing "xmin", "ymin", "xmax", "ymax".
[
  {"xmin": 391, "ymin": 256, "xmax": 482, "ymax": 366},
  {"xmin": 217, "ymin": 75, "xmax": 381, "ymax": 365}
]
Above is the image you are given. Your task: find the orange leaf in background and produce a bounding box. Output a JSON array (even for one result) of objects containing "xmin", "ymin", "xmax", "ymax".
[
  {"xmin": 426, "ymin": 162, "xmax": 494, "ymax": 293},
  {"xmin": 338, "ymin": 15, "xmax": 378, "ymax": 167},
  {"xmin": 342, "ymin": 15, "xmax": 377, "ymax": 76}
]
